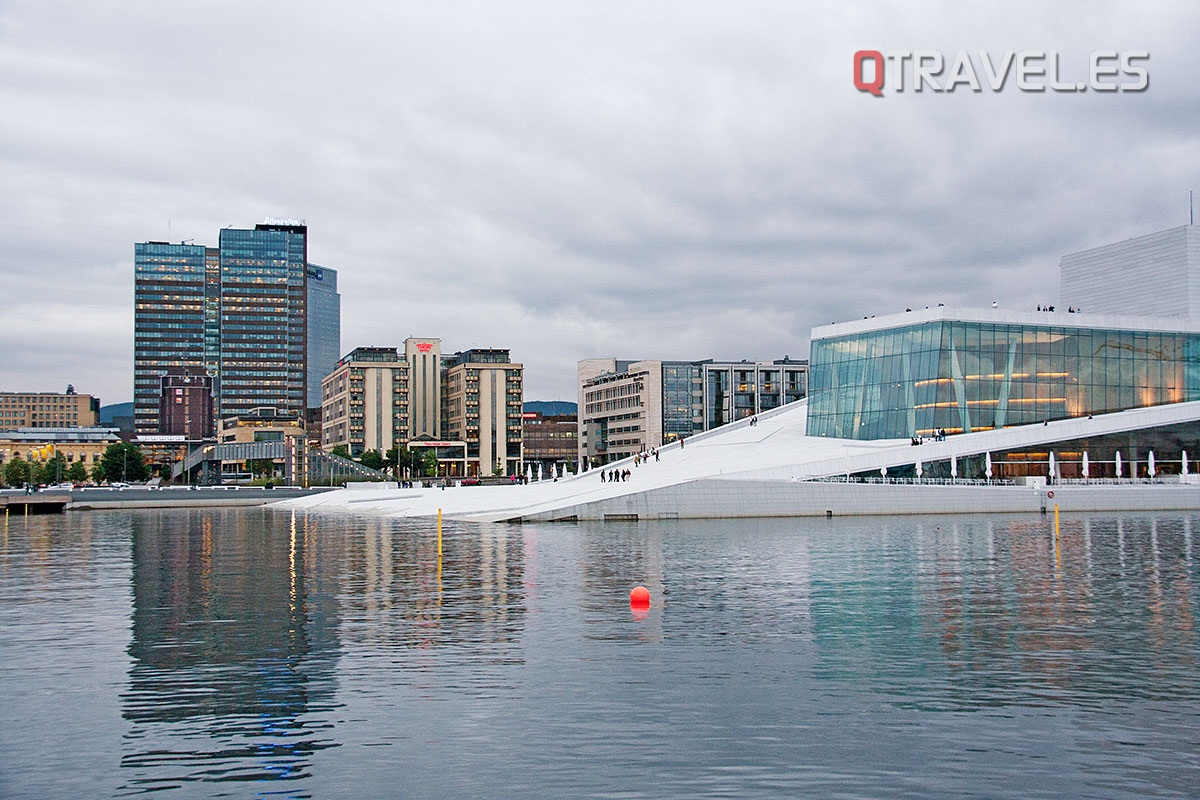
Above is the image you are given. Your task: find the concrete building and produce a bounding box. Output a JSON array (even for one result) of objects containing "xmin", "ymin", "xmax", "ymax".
[
  {"xmin": 443, "ymin": 349, "xmax": 524, "ymax": 476},
  {"xmin": 577, "ymin": 357, "xmax": 808, "ymax": 464},
  {"xmin": 405, "ymin": 338, "xmax": 442, "ymax": 440},
  {"xmin": 1060, "ymin": 224, "xmax": 1200, "ymax": 317},
  {"xmin": 0, "ymin": 389, "xmax": 101, "ymax": 429},
  {"xmin": 321, "ymin": 347, "xmax": 410, "ymax": 457}
]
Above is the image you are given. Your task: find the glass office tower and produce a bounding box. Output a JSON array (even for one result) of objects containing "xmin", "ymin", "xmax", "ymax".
[
  {"xmin": 136, "ymin": 221, "xmax": 316, "ymax": 436},
  {"xmin": 305, "ymin": 264, "xmax": 341, "ymax": 412},
  {"xmin": 217, "ymin": 223, "xmax": 309, "ymax": 420},
  {"xmin": 133, "ymin": 242, "xmax": 217, "ymax": 434},
  {"xmin": 808, "ymin": 310, "xmax": 1200, "ymax": 440}
]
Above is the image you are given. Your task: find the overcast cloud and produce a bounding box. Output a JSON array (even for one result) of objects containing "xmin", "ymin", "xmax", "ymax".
[{"xmin": 2, "ymin": 0, "xmax": 1198, "ymax": 405}]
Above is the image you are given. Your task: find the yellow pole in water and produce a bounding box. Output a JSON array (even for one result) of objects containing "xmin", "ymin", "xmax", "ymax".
[
  {"xmin": 1054, "ymin": 504, "xmax": 1060, "ymax": 538},
  {"xmin": 437, "ymin": 508, "xmax": 442, "ymax": 558}
]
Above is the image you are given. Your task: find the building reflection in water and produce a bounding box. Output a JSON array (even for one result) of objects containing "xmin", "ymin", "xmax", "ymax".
[
  {"xmin": 121, "ymin": 508, "xmax": 343, "ymax": 793},
  {"xmin": 807, "ymin": 514, "xmax": 1198, "ymax": 709},
  {"xmin": 333, "ymin": 515, "xmax": 528, "ymax": 680}
]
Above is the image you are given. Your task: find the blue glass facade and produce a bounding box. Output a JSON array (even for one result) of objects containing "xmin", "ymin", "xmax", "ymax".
[
  {"xmin": 305, "ymin": 264, "xmax": 340, "ymax": 410},
  {"xmin": 808, "ymin": 317, "xmax": 1200, "ymax": 440},
  {"xmin": 135, "ymin": 222, "xmax": 317, "ymax": 435},
  {"xmin": 133, "ymin": 242, "xmax": 215, "ymax": 434},
  {"xmin": 218, "ymin": 225, "xmax": 308, "ymax": 420}
]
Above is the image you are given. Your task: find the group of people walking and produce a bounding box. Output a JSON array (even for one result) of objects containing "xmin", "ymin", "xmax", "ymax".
[{"xmin": 599, "ymin": 446, "xmax": 665, "ymax": 484}]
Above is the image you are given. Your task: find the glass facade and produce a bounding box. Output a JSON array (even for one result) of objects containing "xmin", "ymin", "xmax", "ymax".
[
  {"xmin": 662, "ymin": 362, "xmax": 700, "ymax": 440},
  {"xmin": 305, "ymin": 264, "xmax": 340, "ymax": 411},
  {"xmin": 133, "ymin": 242, "xmax": 214, "ymax": 435},
  {"xmin": 218, "ymin": 224, "xmax": 308, "ymax": 420},
  {"xmin": 136, "ymin": 223, "xmax": 320, "ymax": 436},
  {"xmin": 808, "ymin": 318, "xmax": 1200, "ymax": 440}
]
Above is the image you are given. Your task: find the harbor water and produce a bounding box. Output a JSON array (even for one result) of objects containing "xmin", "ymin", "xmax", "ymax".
[{"xmin": 1, "ymin": 507, "xmax": 1198, "ymax": 798}]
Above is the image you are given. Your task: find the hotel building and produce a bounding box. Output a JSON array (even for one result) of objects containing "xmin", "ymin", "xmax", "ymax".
[
  {"xmin": 321, "ymin": 347, "xmax": 410, "ymax": 457},
  {"xmin": 442, "ymin": 349, "xmax": 524, "ymax": 476}
]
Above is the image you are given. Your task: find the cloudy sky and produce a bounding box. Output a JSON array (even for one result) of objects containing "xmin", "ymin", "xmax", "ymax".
[{"xmin": 2, "ymin": 1, "xmax": 1198, "ymax": 406}]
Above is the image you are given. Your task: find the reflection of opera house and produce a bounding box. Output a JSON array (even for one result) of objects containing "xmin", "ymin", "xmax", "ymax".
[{"xmin": 282, "ymin": 224, "xmax": 1200, "ymax": 520}]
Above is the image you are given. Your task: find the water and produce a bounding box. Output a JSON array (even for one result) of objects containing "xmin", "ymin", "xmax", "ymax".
[{"xmin": 1, "ymin": 508, "xmax": 1198, "ymax": 799}]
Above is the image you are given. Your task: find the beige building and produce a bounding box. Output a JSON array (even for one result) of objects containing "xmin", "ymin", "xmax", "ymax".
[
  {"xmin": 578, "ymin": 357, "xmax": 808, "ymax": 464},
  {"xmin": 578, "ymin": 359, "xmax": 665, "ymax": 464},
  {"xmin": 321, "ymin": 347, "xmax": 410, "ymax": 456},
  {"xmin": 443, "ymin": 349, "xmax": 524, "ymax": 476},
  {"xmin": 406, "ymin": 337, "xmax": 442, "ymax": 440},
  {"xmin": 0, "ymin": 388, "xmax": 101, "ymax": 429},
  {"xmin": 0, "ymin": 428, "xmax": 121, "ymax": 473},
  {"xmin": 219, "ymin": 408, "xmax": 306, "ymax": 444}
]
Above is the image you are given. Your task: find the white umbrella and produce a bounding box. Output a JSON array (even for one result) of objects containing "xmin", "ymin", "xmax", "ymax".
[
  {"xmin": 950, "ymin": 456, "xmax": 958, "ymax": 479},
  {"xmin": 1115, "ymin": 450, "xmax": 1122, "ymax": 478},
  {"xmin": 985, "ymin": 452, "xmax": 993, "ymax": 479},
  {"xmin": 1148, "ymin": 450, "xmax": 1156, "ymax": 478},
  {"xmin": 552, "ymin": 463, "xmax": 558, "ymax": 480},
  {"xmin": 1049, "ymin": 451, "xmax": 1056, "ymax": 481},
  {"xmin": 1184, "ymin": 451, "xmax": 1190, "ymax": 476},
  {"xmin": 537, "ymin": 463, "xmax": 543, "ymax": 481},
  {"xmin": 880, "ymin": 464, "xmax": 887, "ymax": 477},
  {"xmin": 915, "ymin": 458, "xmax": 923, "ymax": 479},
  {"xmin": 526, "ymin": 464, "xmax": 532, "ymax": 482},
  {"xmin": 1082, "ymin": 451, "xmax": 1089, "ymax": 479}
]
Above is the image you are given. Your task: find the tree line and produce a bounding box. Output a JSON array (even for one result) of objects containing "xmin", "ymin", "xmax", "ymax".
[{"xmin": 1, "ymin": 441, "xmax": 150, "ymax": 488}]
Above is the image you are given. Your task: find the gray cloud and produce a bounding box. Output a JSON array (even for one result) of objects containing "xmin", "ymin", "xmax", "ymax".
[{"xmin": 2, "ymin": 1, "xmax": 1198, "ymax": 404}]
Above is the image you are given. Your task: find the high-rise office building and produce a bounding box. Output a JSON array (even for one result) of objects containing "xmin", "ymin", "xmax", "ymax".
[
  {"xmin": 306, "ymin": 264, "xmax": 341, "ymax": 411},
  {"xmin": 133, "ymin": 242, "xmax": 217, "ymax": 434},
  {"xmin": 217, "ymin": 221, "xmax": 309, "ymax": 421},
  {"xmin": 135, "ymin": 219, "xmax": 333, "ymax": 437}
]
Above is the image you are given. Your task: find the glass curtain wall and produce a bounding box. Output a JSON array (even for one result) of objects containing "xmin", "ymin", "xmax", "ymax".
[{"xmin": 808, "ymin": 321, "xmax": 1200, "ymax": 440}]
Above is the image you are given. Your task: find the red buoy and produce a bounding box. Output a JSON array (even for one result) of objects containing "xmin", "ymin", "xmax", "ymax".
[{"xmin": 629, "ymin": 585, "xmax": 651, "ymax": 610}]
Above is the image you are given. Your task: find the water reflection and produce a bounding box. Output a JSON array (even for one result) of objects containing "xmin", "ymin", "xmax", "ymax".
[
  {"xmin": 4, "ymin": 508, "xmax": 1199, "ymax": 798},
  {"xmin": 121, "ymin": 509, "xmax": 342, "ymax": 794}
]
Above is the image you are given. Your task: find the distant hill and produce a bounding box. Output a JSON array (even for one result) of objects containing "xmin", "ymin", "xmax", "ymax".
[
  {"xmin": 524, "ymin": 400, "xmax": 576, "ymax": 416},
  {"xmin": 99, "ymin": 402, "xmax": 133, "ymax": 423}
]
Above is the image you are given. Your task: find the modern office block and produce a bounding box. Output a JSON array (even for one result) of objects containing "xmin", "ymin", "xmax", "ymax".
[
  {"xmin": 133, "ymin": 242, "xmax": 216, "ymax": 434},
  {"xmin": 577, "ymin": 357, "xmax": 808, "ymax": 464},
  {"xmin": 217, "ymin": 222, "xmax": 308, "ymax": 421},
  {"xmin": 135, "ymin": 219, "xmax": 327, "ymax": 438},
  {"xmin": 306, "ymin": 264, "xmax": 340, "ymax": 412}
]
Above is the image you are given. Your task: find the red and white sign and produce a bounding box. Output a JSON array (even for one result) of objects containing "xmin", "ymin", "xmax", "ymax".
[{"xmin": 416, "ymin": 342, "xmax": 434, "ymax": 353}]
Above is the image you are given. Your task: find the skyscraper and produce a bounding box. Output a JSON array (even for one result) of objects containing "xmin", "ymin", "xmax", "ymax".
[
  {"xmin": 306, "ymin": 264, "xmax": 341, "ymax": 411},
  {"xmin": 134, "ymin": 219, "xmax": 333, "ymax": 437},
  {"xmin": 217, "ymin": 221, "xmax": 308, "ymax": 420},
  {"xmin": 133, "ymin": 242, "xmax": 217, "ymax": 434}
]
